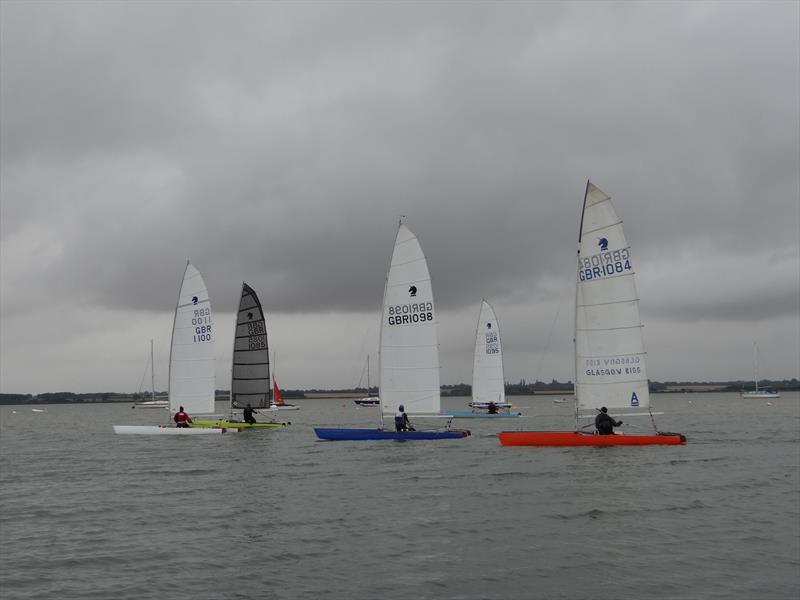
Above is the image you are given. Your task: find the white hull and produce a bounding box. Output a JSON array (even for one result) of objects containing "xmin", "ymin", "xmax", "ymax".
[
  {"xmin": 113, "ymin": 425, "xmax": 234, "ymax": 435},
  {"xmin": 741, "ymin": 391, "xmax": 780, "ymax": 399},
  {"xmin": 265, "ymin": 404, "xmax": 300, "ymax": 411},
  {"xmin": 133, "ymin": 402, "xmax": 168, "ymax": 409}
]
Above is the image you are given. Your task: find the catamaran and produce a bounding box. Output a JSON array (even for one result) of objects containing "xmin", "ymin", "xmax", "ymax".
[
  {"xmin": 193, "ymin": 282, "xmax": 288, "ymax": 429},
  {"xmin": 499, "ymin": 182, "xmax": 686, "ymax": 446},
  {"xmin": 315, "ymin": 222, "xmax": 470, "ymax": 441},
  {"xmin": 114, "ymin": 262, "xmax": 233, "ymax": 435},
  {"xmin": 450, "ymin": 300, "xmax": 520, "ymax": 418}
]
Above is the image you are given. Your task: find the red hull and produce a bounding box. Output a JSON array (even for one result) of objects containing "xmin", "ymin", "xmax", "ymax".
[{"xmin": 498, "ymin": 430, "xmax": 686, "ymax": 446}]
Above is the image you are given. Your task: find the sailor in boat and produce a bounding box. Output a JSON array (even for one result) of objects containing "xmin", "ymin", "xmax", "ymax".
[
  {"xmin": 174, "ymin": 406, "xmax": 193, "ymax": 428},
  {"xmin": 394, "ymin": 405, "xmax": 415, "ymax": 432},
  {"xmin": 243, "ymin": 404, "xmax": 257, "ymax": 424},
  {"xmin": 594, "ymin": 406, "xmax": 622, "ymax": 435},
  {"xmin": 487, "ymin": 401, "xmax": 499, "ymax": 414}
]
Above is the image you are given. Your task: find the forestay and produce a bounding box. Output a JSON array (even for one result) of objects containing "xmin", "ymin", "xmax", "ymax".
[
  {"xmin": 231, "ymin": 282, "xmax": 271, "ymax": 409},
  {"xmin": 168, "ymin": 262, "xmax": 216, "ymax": 415},
  {"xmin": 379, "ymin": 224, "xmax": 440, "ymax": 417},
  {"xmin": 472, "ymin": 300, "xmax": 506, "ymax": 405},
  {"xmin": 575, "ymin": 182, "xmax": 649, "ymax": 416}
]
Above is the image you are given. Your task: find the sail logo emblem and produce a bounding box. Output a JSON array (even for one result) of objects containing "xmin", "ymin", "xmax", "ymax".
[
  {"xmin": 486, "ymin": 323, "xmax": 492, "ymax": 329},
  {"xmin": 630, "ymin": 392, "xmax": 639, "ymax": 406},
  {"xmin": 409, "ymin": 285, "xmax": 417, "ymax": 297},
  {"xmin": 598, "ymin": 238, "xmax": 609, "ymax": 251},
  {"xmin": 247, "ymin": 312, "xmax": 253, "ymax": 320},
  {"xmin": 192, "ymin": 296, "xmax": 199, "ymax": 305}
]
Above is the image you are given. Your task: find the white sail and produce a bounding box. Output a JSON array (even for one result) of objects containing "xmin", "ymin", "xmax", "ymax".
[
  {"xmin": 231, "ymin": 282, "xmax": 270, "ymax": 409},
  {"xmin": 168, "ymin": 262, "xmax": 216, "ymax": 415},
  {"xmin": 471, "ymin": 300, "xmax": 506, "ymax": 405},
  {"xmin": 379, "ymin": 224, "xmax": 440, "ymax": 416},
  {"xmin": 574, "ymin": 182, "xmax": 649, "ymax": 414}
]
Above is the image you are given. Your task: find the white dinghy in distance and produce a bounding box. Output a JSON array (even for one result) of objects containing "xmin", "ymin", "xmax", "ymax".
[
  {"xmin": 114, "ymin": 262, "xmax": 233, "ymax": 435},
  {"xmin": 453, "ymin": 300, "xmax": 520, "ymax": 418}
]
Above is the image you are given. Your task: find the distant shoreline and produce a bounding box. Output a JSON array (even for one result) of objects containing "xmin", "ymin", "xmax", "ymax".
[{"xmin": 1, "ymin": 382, "xmax": 797, "ymax": 405}]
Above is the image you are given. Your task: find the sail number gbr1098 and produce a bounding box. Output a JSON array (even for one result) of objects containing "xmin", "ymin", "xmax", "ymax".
[
  {"xmin": 387, "ymin": 302, "xmax": 434, "ymax": 326},
  {"xmin": 578, "ymin": 248, "xmax": 632, "ymax": 281},
  {"xmin": 192, "ymin": 308, "xmax": 213, "ymax": 342}
]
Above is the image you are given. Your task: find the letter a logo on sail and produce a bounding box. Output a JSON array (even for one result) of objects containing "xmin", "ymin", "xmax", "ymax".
[{"xmin": 630, "ymin": 392, "xmax": 639, "ymax": 406}]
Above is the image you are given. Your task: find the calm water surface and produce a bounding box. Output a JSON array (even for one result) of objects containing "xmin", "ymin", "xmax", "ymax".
[{"xmin": 1, "ymin": 393, "xmax": 798, "ymax": 599}]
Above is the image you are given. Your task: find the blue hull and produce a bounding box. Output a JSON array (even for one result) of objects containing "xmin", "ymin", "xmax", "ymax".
[
  {"xmin": 447, "ymin": 410, "xmax": 522, "ymax": 418},
  {"xmin": 314, "ymin": 427, "xmax": 470, "ymax": 441}
]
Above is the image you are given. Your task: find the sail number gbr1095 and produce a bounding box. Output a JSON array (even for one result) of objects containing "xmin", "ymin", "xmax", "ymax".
[
  {"xmin": 192, "ymin": 308, "xmax": 213, "ymax": 342},
  {"xmin": 578, "ymin": 248, "xmax": 632, "ymax": 281},
  {"xmin": 387, "ymin": 302, "xmax": 434, "ymax": 326}
]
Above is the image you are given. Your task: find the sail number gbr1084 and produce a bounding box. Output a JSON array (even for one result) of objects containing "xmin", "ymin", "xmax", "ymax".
[
  {"xmin": 387, "ymin": 302, "xmax": 434, "ymax": 326},
  {"xmin": 578, "ymin": 248, "xmax": 632, "ymax": 281},
  {"xmin": 192, "ymin": 308, "xmax": 213, "ymax": 342}
]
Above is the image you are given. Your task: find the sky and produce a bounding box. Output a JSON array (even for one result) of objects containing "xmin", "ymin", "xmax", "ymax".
[{"xmin": 1, "ymin": 0, "xmax": 798, "ymax": 395}]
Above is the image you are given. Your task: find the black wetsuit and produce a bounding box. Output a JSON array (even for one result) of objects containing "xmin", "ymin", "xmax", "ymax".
[
  {"xmin": 595, "ymin": 412, "xmax": 622, "ymax": 435},
  {"xmin": 243, "ymin": 407, "xmax": 256, "ymax": 424}
]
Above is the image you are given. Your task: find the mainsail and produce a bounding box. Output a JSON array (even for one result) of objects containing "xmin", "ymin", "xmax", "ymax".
[
  {"xmin": 231, "ymin": 282, "xmax": 270, "ymax": 409},
  {"xmin": 472, "ymin": 300, "xmax": 506, "ymax": 405},
  {"xmin": 168, "ymin": 262, "xmax": 216, "ymax": 415},
  {"xmin": 574, "ymin": 182, "xmax": 649, "ymax": 416},
  {"xmin": 379, "ymin": 224, "xmax": 440, "ymax": 417}
]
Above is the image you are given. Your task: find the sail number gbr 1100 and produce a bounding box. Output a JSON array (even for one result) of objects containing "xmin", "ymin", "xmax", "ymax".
[
  {"xmin": 387, "ymin": 302, "xmax": 434, "ymax": 326},
  {"xmin": 192, "ymin": 308, "xmax": 213, "ymax": 342},
  {"xmin": 578, "ymin": 249, "xmax": 632, "ymax": 281}
]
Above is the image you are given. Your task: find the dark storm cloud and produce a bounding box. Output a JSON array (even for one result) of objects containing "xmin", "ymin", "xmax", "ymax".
[{"xmin": 1, "ymin": 1, "xmax": 797, "ymax": 390}]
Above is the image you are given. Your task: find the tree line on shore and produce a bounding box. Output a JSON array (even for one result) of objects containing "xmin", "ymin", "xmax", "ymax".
[{"xmin": 1, "ymin": 378, "xmax": 797, "ymax": 405}]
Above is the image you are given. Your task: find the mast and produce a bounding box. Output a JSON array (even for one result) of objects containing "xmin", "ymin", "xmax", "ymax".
[
  {"xmin": 167, "ymin": 260, "xmax": 190, "ymax": 412},
  {"xmin": 150, "ymin": 339, "xmax": 155, "ymax": 403},
  {"xmin": 753, "ymin": 342, "xmax": 759, "ymax": 392},
  {"xmin": 574, "ymin": 180, "xmax": 591, "ymax": 430}
]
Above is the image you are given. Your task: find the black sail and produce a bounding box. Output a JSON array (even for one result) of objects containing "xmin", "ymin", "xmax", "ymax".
[{"xmin": 231, "ymin": 282, "xmax": 270, "ymax": 409}]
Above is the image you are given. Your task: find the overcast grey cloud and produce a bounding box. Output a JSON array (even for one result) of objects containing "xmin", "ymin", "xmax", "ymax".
[{"xmin": 1, "ymin": 0, "xmax": 798, "ymax": 394}]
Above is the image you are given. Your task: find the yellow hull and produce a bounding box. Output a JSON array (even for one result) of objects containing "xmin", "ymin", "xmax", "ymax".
[{"xmin": 192, "ymin": 419, "xmax": 287, "ymax": 429}]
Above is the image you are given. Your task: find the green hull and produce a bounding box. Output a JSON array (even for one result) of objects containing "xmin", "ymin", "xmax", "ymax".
[{"xmin": 192, "ymin": 419, "xmax": 287, "ymax": 429}]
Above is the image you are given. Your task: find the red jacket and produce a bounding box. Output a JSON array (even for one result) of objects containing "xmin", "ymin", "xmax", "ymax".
[{"xmin": 174, "ymin": 411, "xmax": 192, "ymax": 424}]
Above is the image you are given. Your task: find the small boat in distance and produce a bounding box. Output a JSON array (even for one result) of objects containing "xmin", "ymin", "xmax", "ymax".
[
  {"xmin": 267, "ymin": 377, "xmax": 299, "ymax": 411},
  {"xmin": 499, "ymin": 182, "xmax": 685, "ymax": 447},
  {"xmin": 741, "ymin": 342, "xmax": 781, "ymax": 399},
  {"xmin": 451, "ymin": 300, "xmax": 520, "ymax": 419},
  {"xmin": 354, "ymin": 355, "xmax": 380, "ymax": 406},
  {"xmin": 315, "ymin": 222, "xmax": 469, "ymax": 441},
  {"xmin": 133, "ymin": 340, "xmax": 168, "ymax": 409}
]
